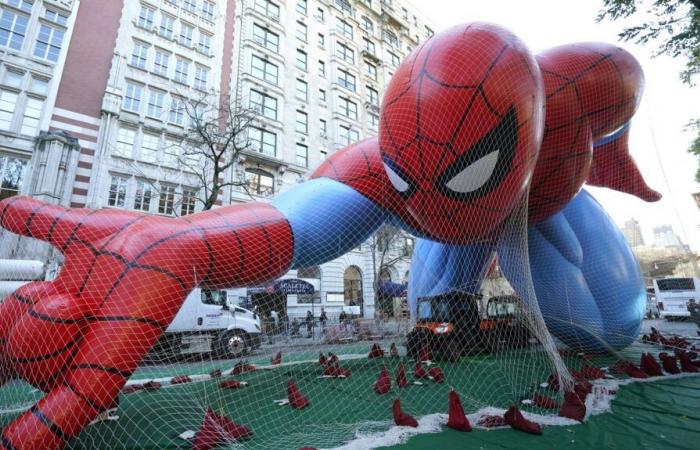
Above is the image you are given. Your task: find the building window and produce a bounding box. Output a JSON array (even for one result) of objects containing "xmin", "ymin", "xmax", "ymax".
[
  {"xmin": 251, "ymin": 55, "xmax": 278, "ymax": 85},
  {"xmin": 336, "ymin": 18, "xmax": 353, "ymax": 39},
  {"xmin": 201, "ymin": 1, "xmax": 215, "ymax": 21},
  {"xmin": 115, "ymin": 127, "xmax": 136, "ymax": 157},
  {"xmin": 3, "ymin": 70, "xmax": 22, "ymax": 88},
  {"xmin": 0, "ymin": 90, "xmax": 18, "ymax": 130},
  {"xmin": 389, "ymin": 51, "xmax": 400, "ymax": 66},
  {"xmin": 133, "ymin": 180, "xmax": 153, "ymax": 212},
  {"xmin": 0, "ymin": 7, "xmax": 29, "ymax": 51},
  {"xmin": 250, "ymin": 90, "xmax": 277, "ymax": 120},
  {"xmin": 140, "ymin": 133, "xmax": 159, "ymax": 163},
  {"xmin": 368, "ymin": 112, "xmax": 379, "ymax": 128},
  {"xmin": 179, "ymin": 22, "xmax": 194, "ymax": 47},
  {"xmin": 315, "ymin": 7, "xmax": 325, "ymax": 22},
  {"xmin": 253, "ymin": 0, "xmax": 279, "ymax": 21},
  {"xmin": 0, "ymin": 155, "xmax": 26, "ymax": 201},
  {"xmin": 296, "ymin": 0, "xmax": 307, "ymax": 14},
  {"xmin": 336, "ymin": 42, "xmax": 355, "ymax": 64},
  {"xmin": 158, "ymin": 184, "xmax": 176, "ymax": 215},
  {"xmin": 249, "ymin": 127, "xmax": 276, "ymax": 156},
  {"xmin": 365, "ymin": 61, "xmax": 377, "ymax": 80},
  {"xmin": 183, "ymin": 0, "xmax": 197, "ymax": 13},
  {"xmin": 20, "ymin": 96, "xmax": 42, "ymax": 135},
  {"xmin": 163, "ymin": 139, "xmax": 179, "ymax": 166},
  {"xmin": 296, "ymin": 49, "xmax": 307, "ymax": 71},
  {"xmin": 131, "ymin": 41, "xmax": 148, "ymax": 69},
  {"xmin": 296, "ymin": 21, "xmax": 307, "ymax": 42},
  {"xmin": 383, "ymin": 29, "xmax": 398, "ymax": 47},
  {"xmin": 174, "ymin": 58, "xmax": 190, "ymax": 83},
  {"xmin": 339, "ymin": 124, "xmax": 359, "ymax": 145},
  {"xmin": 318, "ymin": 60, "xmax": 325, "ymax": 77},
  {"xmin": 153, "ymin": 50, "xmax": 170, "ymax": 76},
  {"xmin": 198, "ymin": 32, "xmax": 212, "ymax": 55},
  {"xmin": 194, "ymin": 66, "xmax": 209, "ymax": 90},
  {"xmin": 123, "ymin": 83, "xmax": 142, "ymax": 112},
  {"xmin": 137, "ymin": 5, "xmax": 154, "ymax": 28},
  {"xmin": 319, "ymin": 118, "xmax": 327, "ymax": 134},
  {"xmin": 295, "ymin": 142, "xmax": 308, "ymax": 167},
  {"xmin": 363, "ymin": 38, "xmax": 375, "ymax": 54},
  {"xmin": 181, "ymin": 188, "xmax": 197, "ymax": 215},
  {"xmin": 169, "ymin": 97, "xmax": 185, "ymax": 125},
  {"xmin": 335, "ymin": 0, "xmax": 352, "ymax": 14},
  {"xmin": 295, "ymin": 78, "xmax": 308, "ymax": 101},
  {"xmin": 367, "ymin": 86, "xmax": 379, "ymax": 105},
  {"xmin": 361, "ymin": 16, "xmax": 373, "ymax": 33},
  {"xmin": 29, "ymin": 76, "xmax": 48, "ymax": 95},
  {"xmin": 253, "ymin": 23, "xmax": 279, "ymax": 53},
  {"xmin": 337, "ymin": 68, "xmax": 356, "ymax": 92},
  {"xmin": 245, "ymin": 168, "xmax": 274, "ymax": 196},
  {"xmin": 338, "ymin": 97, "xmax": 358, "ymax": 120},
  {"xmin": 319, "ymin": 88, "xmax": 326, "ymax": 103},
  {"xmin": 317, "ymin": 33, "xmax": 325, "ymax": 48},
  {"xmin": 160, "ymin": 14, "xmax": 175, "ymax": 39},
  {"xmin": 34, "ymin": 23, "xmax": 64, "ymax": 62},
  {"xmin": 147, "ymin": 89, "xmax": 165, "ymax": 118},
  {"xmin": 108, "ymin": 175, "xmax": 128, "ymax": 207},
  {"xmin": 44, "ymin": 9, "xmax": 68, "ymax": 25},
  {"xmin": 295, "ymin": 110, "xmax": 308, "ymax": 134},
  {"xmin": 4, "ymin": 1, "xmax": 33, "ymax": 13}
]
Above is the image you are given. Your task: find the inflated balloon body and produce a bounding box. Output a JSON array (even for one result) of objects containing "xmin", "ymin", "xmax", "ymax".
[{"xmin": 0, "ymin": 22, "xmax": 659, "ymax": 448}]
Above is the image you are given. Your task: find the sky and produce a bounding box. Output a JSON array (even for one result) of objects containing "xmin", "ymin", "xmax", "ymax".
[{"xmin": 409, "ymin": 0, "xmax": 700, "ymax": 251}]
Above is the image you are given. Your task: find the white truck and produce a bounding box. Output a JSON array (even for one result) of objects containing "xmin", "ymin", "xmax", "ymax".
[
  {"xmin": 654, "ymin": 277, "xmax": 700, "ymax": 320},
  {"xmin": 153, "ymin": 288, "xmax": 263, "ymax": 359}
]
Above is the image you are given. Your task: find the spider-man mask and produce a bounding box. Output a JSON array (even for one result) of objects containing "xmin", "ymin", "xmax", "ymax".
[{"xmin": 379, "ymin": 23, "xmax": 544, "ymax": 243}]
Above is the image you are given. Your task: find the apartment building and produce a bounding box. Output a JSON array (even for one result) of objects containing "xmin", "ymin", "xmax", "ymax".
[{"xmin": 0, "ymin": 0, "xmax": 432, "ymax": 319}]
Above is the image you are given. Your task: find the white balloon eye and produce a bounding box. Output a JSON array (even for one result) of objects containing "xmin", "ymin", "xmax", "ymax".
[
  {"xmin": 445, "ymin": 150, "xmax": 500, "ymax": 194},
  {"xmin": 384, "ymin": 162, "xmax": 411, "ymax": 193}
]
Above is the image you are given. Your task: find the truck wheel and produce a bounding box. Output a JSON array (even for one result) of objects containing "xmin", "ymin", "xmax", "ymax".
[{"xmin": 216, "ymin": 330, "xmax": 249, "ymax": 359}]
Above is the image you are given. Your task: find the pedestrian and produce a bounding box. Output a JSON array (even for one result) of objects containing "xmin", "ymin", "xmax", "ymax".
[
  {"xmin": 305, "ymin": 310, "xmax": 314, "ymax": 338},
  {"xmin": 319, "ymin": 308, "xmax": 328, "ymax": 332},
  {"xmin": 270, "ymin": 309, "xmax": 279, "ymax": 334}
]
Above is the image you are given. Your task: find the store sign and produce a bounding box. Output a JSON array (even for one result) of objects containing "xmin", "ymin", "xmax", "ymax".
[{"xmin": 273, "ymin": 279, "xmax": 315, "ymax": 295}]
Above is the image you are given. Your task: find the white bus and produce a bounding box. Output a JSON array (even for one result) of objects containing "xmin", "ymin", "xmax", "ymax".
[{"xmin": 653, "ymin": 277, "xmax": 700, "ymax": 319}]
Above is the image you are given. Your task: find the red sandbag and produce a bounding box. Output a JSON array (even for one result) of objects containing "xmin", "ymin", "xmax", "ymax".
[
  {"xmin": 271, "ymin": 351, "xmax": 282, "ymax": 365},
  {"xmin": 390, "ymin": 342, "xmax": 400, "ymax": 358},
  {"xmin": 232, "ymin": 363, "xmax": 256, "ymax": 375},
  {"xmin": 446, "ymin": 390, "xmax": 471, "ymax": 432},
  {"xmin": 328, "ymin": 353, "xmax": 339, "ymax": 364},
  {"xmin": 428, "ymin": 367, "xmax": 445, "ymax": 383},
  {"xmin": 558, "ymin": 391, "xmax": 586, "ymax": 422},
  {"xmin": 288, "ymin": 380, "xmax": 310, "ymax": 409},
  {"xmin": 414, "ymin": 362, "xmax": 428, "ymax": 379},
  {"xmin": 209, "ymin": 369, "xmax": 222, "ymax": 378},
  {"xmin": 193, "ymin": 408, "xmax": 252, "ymax": 450},
  {"xmin": 170, "ymin": 375, "xmax": 192, "ymax": 385},
  {"xmin": 368, "ymin": 343, "xmax": 384, "ymax": 359},
  {"xmin": 396, "ymin": 363, "xmax": 408, "ymax": 388},
  {"xmin": 640, "ymin": 353, "xmax": 663, "ymax": 377},
  {"xmin": 580, "ymin": 363, "xmax": 605, "ymax": 380},
  {"xmin": 392, "ymin": 399, "xmax": 418, "ymax": 427},
  {"xmin": 142, "ymin": 381, "xmax": 162, "ymax": 391},
  {"xmin": 219, "ymin": 380, "xmax": 245, "ymax": 389},
  {"xmin": 532, "ymin": 393, "xmax": 560, "ymax": 409},
  {"xmin": 419, "ymin": 344, "xmax": 432, "ymax": 362},
  {"xmin": 374, "ymin": 366, "xmax": 392, "ymax": 394},
  {"xmin": 335, "ymin": 364, "xmax": 351, "ymax": 378},
  {"xmin": 319, "ymin": 353, "xmax": 327, "ymax": 365},
  {"xmin": 323, "ymin": 363, "xmax": 336, "ymax": 377},
  {"xmin": 478, "ymin": 415, "xmax": 506, "ymax": 428},
  {"xmin": 678, "ymin": 351, "xmax": 699, "ymax": 373},
  {"xmin": 546, "ymin": 373, "xmax": 560, "ymax": 391},
  {"xmin": 504, "ymin": 406, "xmax": 542, "ymax": 435},
  {"xmin": 121, "ymin": 384, "xmax": 142, "ymax": 394},
  {"xmin": 659, "ymin": 352, "xmax": 681, "ymax": 375}
]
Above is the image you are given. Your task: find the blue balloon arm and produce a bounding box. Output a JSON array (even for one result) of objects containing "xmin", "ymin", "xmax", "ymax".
[{"xmin": 272, "ymin": 178, "xmax": 387, "ymax": 269}]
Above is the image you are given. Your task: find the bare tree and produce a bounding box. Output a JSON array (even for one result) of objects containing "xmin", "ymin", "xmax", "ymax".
[
  {"xmin": 369, "ymin": 224, "xmax": 414, "ymax": 316},
  {"xmin": 174, "ymin": 90, "xmax": 258, "ymax": 211}
]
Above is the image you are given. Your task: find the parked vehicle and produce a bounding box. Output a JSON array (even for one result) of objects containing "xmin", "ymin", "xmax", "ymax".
[
  {"xmin": 654, "ymin": 277, "xmax": 700, "ymax": 320},
  {"xmin": 406, "ymin": 291, "xmax": 530, "ymax": 361},
  {"xmin": 152, "ymin": 288, "xmax": 262, "ymax": 359}
]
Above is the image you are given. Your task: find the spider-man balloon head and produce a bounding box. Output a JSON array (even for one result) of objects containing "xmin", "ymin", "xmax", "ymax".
[{"xmin": 379, "ymin": 22, "xmax": 544, "ymax": 243}]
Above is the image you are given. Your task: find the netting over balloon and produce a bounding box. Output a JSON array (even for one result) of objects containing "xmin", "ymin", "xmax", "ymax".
[{"xmin": 1, "ymin": 21, "xmax": 691, "ymax": 450}]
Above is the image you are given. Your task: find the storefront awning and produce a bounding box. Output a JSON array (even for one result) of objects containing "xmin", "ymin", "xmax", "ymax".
[{"xmin": 378, "ymin": 280, "xmax": 408, "ymax": 297}]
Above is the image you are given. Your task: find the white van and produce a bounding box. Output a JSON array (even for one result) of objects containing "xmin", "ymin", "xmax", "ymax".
[
  {"xmin": 654, "ymin": 277, "xmax": 700, "ymax": 320},
  {"xmin": 157, "ymin": 288, "xmax": 262, "ymax": 358}
]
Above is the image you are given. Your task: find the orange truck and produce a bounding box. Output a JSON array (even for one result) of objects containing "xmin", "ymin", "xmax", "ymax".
[{"xmin": 406, "ymin": 292, "xmax": 530, "ymax": 361}]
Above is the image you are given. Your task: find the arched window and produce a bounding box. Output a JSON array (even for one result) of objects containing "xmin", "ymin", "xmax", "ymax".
[
  {"xmin": 245, "ymin": 168, "xmax": 275, "ymax": 196},
  {"xmin": 379, "ymin": 267, "xmax": 392, "ymax": 281},
  {"xmin": 343, "ymin": 266, "xmax": 363, "ymax": 308}
]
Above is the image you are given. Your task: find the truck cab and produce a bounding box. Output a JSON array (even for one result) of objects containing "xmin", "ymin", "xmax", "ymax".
[{"xmin": 157, "ymin": 288, "xmax": 262, "ymax": 359}]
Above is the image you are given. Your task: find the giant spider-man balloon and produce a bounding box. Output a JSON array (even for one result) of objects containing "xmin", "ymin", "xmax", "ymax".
[{"xmin": 0, "ymin": 23, "xmax": 659, "ymax": 448}]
